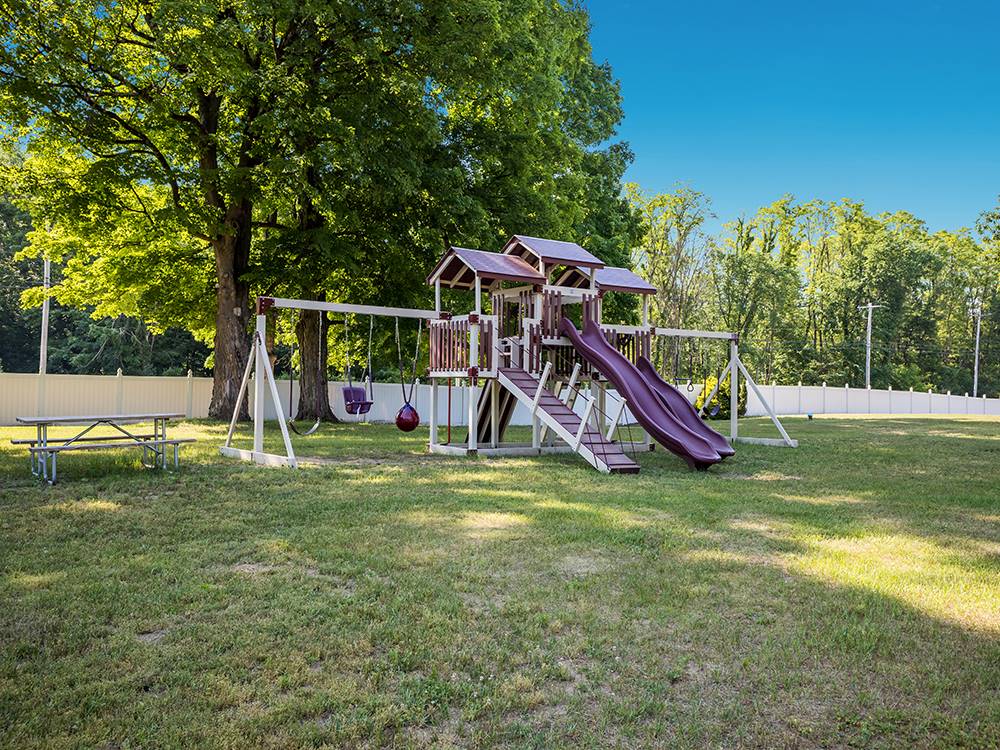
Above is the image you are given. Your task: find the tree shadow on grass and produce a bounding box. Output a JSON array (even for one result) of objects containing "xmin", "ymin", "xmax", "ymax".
[{"xmin": 2, "ymin": 418, "xmax": 1000, "ymax": 747}]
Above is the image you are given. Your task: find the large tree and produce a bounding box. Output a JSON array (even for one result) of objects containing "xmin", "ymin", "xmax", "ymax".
[{"xmin": 1, "ymin": 0, "xmax": 637, "ymax": 421}]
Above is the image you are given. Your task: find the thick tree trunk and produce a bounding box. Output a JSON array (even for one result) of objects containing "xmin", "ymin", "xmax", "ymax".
[
  {"xmin": 295, "ymin": 307, "xmax": 337, "ymax": 422},
  {"xmin": 208, "ymin": 202, "xmax": 253, "ymax": 420}
]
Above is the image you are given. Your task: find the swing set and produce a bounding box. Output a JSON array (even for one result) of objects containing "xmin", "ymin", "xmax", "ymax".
[{"xmin": 222, "ymin": 296, "xmax": 435, "ymax": 467}]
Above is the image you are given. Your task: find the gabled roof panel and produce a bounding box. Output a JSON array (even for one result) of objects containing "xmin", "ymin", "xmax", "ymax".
[
  {"xmin": 503, "ymin": 235, "xmax": 604, "ymax": 269},
  {"xmin": 427, "ymin": 246, "xmax": 547, "ymax": 288},
  {"xmin": 593, "ymin": 266, "xmax": 657, "ymax": 295},
  {"xmin": 551, "ymin": 265, "xmax": 657, "ymax": 295}
]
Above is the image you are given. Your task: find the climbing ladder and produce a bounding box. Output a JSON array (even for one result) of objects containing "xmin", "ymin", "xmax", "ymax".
[{"xmin": 497, "ymin": 366, "xmax": 639, "ymax": 474}]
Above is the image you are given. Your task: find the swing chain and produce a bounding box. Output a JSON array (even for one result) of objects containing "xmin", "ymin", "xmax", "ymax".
[{"xmin": 395, "ymin": 317, "xmax": 422, "ymax": 405}]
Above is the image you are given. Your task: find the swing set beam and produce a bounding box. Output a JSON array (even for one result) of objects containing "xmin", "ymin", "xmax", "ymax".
[{"xmin": 258, "ymin": 296, "xmax": 442, "ymax": 320}]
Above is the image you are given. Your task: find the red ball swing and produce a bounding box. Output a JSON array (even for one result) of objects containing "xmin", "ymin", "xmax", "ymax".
[{"xmin": 394, "ymin": 317, "xmax": 422, "ymax": 432}]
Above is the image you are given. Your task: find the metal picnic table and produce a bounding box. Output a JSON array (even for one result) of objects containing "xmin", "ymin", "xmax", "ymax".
[{"xmin": 13, "ymin": 413, "xmax": 194, "ymax": 484}]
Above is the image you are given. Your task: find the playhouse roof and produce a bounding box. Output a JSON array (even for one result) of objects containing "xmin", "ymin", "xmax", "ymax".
[
  {"xmin": 427, "ymin": 246, "xmax": 547, "ymax": 289},
  {"xmin": 502, "ymin": 235, "xmax": 604, "ymax": 269},
  {"xmin": 553, "ymin": 265, "xmax": 657, "ymax": 295}
]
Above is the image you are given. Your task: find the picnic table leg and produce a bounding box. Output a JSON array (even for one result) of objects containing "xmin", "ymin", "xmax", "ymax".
[
  {"xmin": 174, "ymin": 443, "xmax": 179, "ymax": 469},
  {"xmin": 41, "ymin": 425, "xmax": 48, "ymax": 482},
  {"xmin": 50, "ymin": 451, "xmax": 57, "ymax": 485},
  {"xmin": 160, "ymin": 418, "xmax": 167, "ymax": 469}
]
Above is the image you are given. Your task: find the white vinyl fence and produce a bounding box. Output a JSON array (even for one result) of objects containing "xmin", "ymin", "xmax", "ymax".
[
  {"xmin": 0, "ymin": 371, "xmax": 701, "ymax": 428},
  {"xmin": 10, "ymin": 372, "xmax": 996, "ymax": 427},
  {"xmin": 746, "ymin": 382, "xmax": 1000, "ymax": 417}
]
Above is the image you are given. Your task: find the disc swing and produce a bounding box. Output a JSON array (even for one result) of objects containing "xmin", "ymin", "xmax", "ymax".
[
  {"xmin": 342, "ymin": 314, "xmax": 375, "ymax": 416},
  {"xmin": 286, "ymin": 311, "xmax": 323, "ymax": 436},
  {"xmin": 394, "ymin": 316, "xmax": 422, "ymax": 432}
]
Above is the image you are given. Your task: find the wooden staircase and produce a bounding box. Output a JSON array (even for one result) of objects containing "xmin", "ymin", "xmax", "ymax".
[{"xmin": 497, "ymin": 366, "xmax": 639, "ymax": 474}]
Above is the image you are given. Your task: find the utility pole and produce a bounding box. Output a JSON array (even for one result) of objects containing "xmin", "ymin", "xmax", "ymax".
[
  {"xmin": 858, "ymin": 302, "xmax": 884, "ymax": 389},
  {"xmin": 39, "ymin": 256, "xmax": 50, "ymax": 375},
  {"xmin": 973, "ymin": 302, "xmax": 982, "ymax": 398}
]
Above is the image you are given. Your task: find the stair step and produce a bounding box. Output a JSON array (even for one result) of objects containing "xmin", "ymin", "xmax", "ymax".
[{"xmin": 497, "ymin": 367, "xmax": 640, "ymax": 475}]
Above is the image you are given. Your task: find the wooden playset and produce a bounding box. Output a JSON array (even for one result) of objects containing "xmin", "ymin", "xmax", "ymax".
[{"xmin": 221, "ymin": 235, "xmax": 794, "ymax": 473}]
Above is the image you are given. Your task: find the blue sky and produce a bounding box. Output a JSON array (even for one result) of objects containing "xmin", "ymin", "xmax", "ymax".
[{"xmin": 584, "ymin": 0, "xmax": 1000, "ymax": 234}]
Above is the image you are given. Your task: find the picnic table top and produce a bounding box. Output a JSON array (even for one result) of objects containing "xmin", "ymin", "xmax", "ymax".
[{"xmin": 16, "ymin": 413, "xmax": 185, "ymax": 426}]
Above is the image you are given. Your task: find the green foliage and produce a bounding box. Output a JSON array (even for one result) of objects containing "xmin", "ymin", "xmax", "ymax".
[
  {"xmin": 694, "ymin": 372, "xmax": 746, "ymax": 419},
  {"xmin": 632, "ymin": 188, "xmax": 1000, "ymax": 396},
  {"xmin": 0, "ymin": 1, "xmax": 637, "ymax": 403}
]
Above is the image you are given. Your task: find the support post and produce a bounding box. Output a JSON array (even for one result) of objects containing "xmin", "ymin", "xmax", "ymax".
[
  {"xmin": 532, "ymin": 362, "xmax": 552, "ymax": 414},
  {"xmin": 429, "ymin": 378, "xmax": 438, "ymax": 445},
  {"xmin": 253, "ymin": 314, "xmax": 266, "ymax": 454},
  {"xmin": 736, "ymin": 359, "xmax": 796, "ymax": 447},
  {"xmin": 729, "ymin": 338, "xmax": 739, "ymax": 440},
  {"xmin": 574, "ymin": 398, "xmax": 595, "ymax": 450},
  {"xmin": 257, "ymin": 336, "xmax": 297, "ymax": 467},
  {"xmin": 490, "ymin": 378, "xmax": 500, "ymax": 447},
  {"xmin": 467, "ymin": 377, "xmax": 478, "ymax": 453},
  {"xmin": 606, "ymin": 397, "xmax": 627, "ymax": 442},
  {"xmin": 225, "ymin": 341, "xmax": 257, "ymax": 449}
]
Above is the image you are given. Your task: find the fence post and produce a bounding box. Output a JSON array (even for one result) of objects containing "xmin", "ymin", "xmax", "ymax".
[
  {"xmin": 822, "ymin": 382, "xmax": 827, "ymax": 414},
  {"xmin": 910, "ymin": 387, "xmax": 914, "ymax": 414},
  {"xmin": 887, "ymin": 384, "xmax": 892, "ymax": 415},
  {"xmin": 116, "ymin": 368, "xmax": 124, "ymax": 413},
  {"xmin": 947, "ymin": 390, "xmax": 951, "ymax": 414},
  {"xmin": 964, "ymin": 392, "xmax": 969, "ymax": 414},
  {"xmin": 845, "ymin": 382, "xmax": 849, "ymax": 414},
  {"xmin": 797, "ymin": 381, "xmax": 802, "ymax": 414},
  {"xmin": 927, "ymin": 387, "xmax": 932, "ymax": 414},
  {"xmin": 867, "ymin": 383, "xmax": 871, "ymax": 414},
  {"xmin": 186, "ymin": 369, "xmax": 194, "ymax": 418}
]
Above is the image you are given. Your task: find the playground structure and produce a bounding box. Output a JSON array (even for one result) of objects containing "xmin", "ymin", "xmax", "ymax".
[{"xmin": 221, "ymin": 235, "xmax": 794, "ymax": 473}]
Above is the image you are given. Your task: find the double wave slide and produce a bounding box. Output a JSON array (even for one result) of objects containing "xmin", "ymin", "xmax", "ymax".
[
  {"xmin": 635, "ymin": 356, "xmax": 735, "ymax": 459},
  {"xmin": 560, "ymin": 318, "xmax": 729, "ymax": 470}
]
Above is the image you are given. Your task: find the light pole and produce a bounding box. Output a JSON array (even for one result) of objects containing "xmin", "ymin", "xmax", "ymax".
[
  {"xmin": 858, "ymin": 302, "xmax": 883, "ymax": 389},
  {"xmin": 973, "ymin": 302, "xmax": 982, "ymax": 397},
  {"xmin": 39, "ymin": 256, "xmax": 50, "ymax": 375}
]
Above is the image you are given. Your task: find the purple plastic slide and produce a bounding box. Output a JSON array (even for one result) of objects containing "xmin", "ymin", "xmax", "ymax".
[
  {"xmin": 636, "ymin": 356, "xmax": 734, "ymax": 458},
  {"xmin": 560, "ymin": 318, "xmax": 722, "ymax": 470}
]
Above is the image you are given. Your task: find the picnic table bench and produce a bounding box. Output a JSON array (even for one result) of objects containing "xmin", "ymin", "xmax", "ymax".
[{"xmin": 13, "ymin": 413, "xmax": 195, "ymax": 484}]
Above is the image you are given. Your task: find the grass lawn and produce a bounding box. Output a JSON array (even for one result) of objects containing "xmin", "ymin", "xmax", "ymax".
[{"xmin": 2, "ymin": 415, "xmax": 999, "ymax": 748}]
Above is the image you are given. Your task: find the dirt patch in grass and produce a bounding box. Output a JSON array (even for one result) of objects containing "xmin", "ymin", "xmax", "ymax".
[
  {"xmin": 136, "ymin": 628, "xmax": 168, "ymax": 644},
  {"xmin": 404, "ymin": 707, "xmax": 463, "ymax": 747},
  {"xmin": 230, "ymin": 562, "xmax": 279, "ymax": 575},
  {"xmin": 557, "ymin": 554, "xmax": 609, "ymax": 577}
]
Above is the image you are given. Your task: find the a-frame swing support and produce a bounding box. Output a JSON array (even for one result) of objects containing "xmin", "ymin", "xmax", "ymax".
[
  {"xmin": 694, "ymin": 336, "xmax": 797, "ymax": 448},
  {"xmin": 220, "ymin": 297, "xmax": 441, "ymax": 468}
]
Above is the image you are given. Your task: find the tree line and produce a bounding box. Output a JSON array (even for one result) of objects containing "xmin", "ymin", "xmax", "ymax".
[{"xmin": 629, "ymin": 185, "xmax": 1000, "ymax": 397}]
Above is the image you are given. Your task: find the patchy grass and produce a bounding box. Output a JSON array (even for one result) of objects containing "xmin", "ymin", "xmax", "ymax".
[{"xmin": 1, "ymin": 415, "xmax": 999, "ymax": 748}]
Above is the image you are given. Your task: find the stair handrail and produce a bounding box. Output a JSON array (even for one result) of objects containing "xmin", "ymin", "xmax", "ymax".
[
  {"xmin": 493, "ymin": 343, "xmax": 637, "ymax": 470},
  {"xmin": 558, "ymin": 378, "xmax": 640, "ymax": 465}
]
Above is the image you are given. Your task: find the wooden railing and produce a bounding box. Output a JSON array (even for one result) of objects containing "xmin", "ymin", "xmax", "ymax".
[
  {"xmin": 603, "ymin": 326, "xmax": 651, "ymax": 366},
  {"xmin": 429, "ymin": 315, "xmax": 495, "ymax": 376}
]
